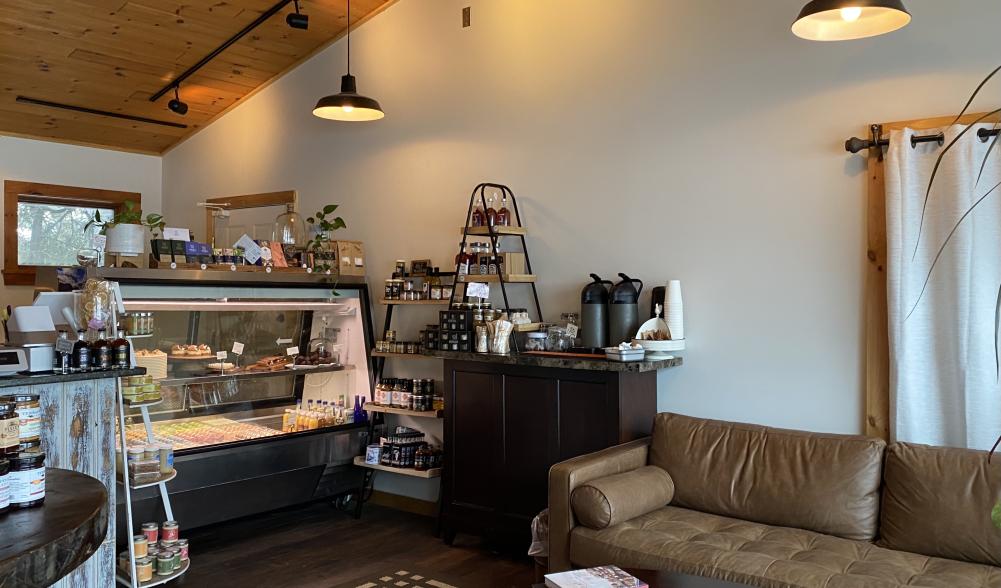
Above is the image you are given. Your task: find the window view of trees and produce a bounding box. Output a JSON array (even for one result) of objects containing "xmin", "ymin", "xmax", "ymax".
[{"xmin": 16, "ymin": 202, "xmax": 114, "ymax": 266}]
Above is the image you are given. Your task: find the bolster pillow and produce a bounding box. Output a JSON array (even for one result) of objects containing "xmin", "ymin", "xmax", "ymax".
[{"xmin": 571, "ymin": 465, "xmax": 675, "ymax": 529}]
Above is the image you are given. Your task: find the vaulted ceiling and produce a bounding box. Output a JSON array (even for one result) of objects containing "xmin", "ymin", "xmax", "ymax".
[{"xmin": 0, "ymin": 0, "xmax": 392, "ymax": 154}]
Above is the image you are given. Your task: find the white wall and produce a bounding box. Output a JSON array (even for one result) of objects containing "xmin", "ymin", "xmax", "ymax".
[
  {"xmin": 0, "ymin": 136, "xmax": 162, "ymax": 316},
  {"xmin": 160, "ymin": 0, "xmax": 1001, "ymax": 498}
]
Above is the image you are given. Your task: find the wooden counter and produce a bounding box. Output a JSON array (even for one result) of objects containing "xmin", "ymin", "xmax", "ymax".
[{"xmin": 439, "ymin": 354, "xmax": 681, "ymax": 547}]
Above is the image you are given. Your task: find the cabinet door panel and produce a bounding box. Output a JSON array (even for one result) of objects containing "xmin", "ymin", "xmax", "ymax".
[
  {"xmin": 449, "ymin": 369, "xmax": 502, "ymax": 510},
  {"xmin": 557, "ymin": 378, "xmax": 614, "ymax": 461},
  {"xmin": 502, "ymin": 374, "xmax": 557, "ymax": 519}
]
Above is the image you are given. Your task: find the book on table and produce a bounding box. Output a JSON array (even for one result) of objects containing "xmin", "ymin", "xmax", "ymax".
[{"xmin": 544, "ymin": 566, "xmax": 648, "ymax": 588}]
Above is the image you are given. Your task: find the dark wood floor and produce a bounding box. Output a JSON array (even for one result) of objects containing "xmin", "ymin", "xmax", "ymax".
[{"xmin": 176, "ymin": 502, "xmax": 536, "ymax": 588}]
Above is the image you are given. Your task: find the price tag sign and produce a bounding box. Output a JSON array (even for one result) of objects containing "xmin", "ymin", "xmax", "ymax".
[
  {"xmin": 163, "ymin": 227, "xmax": 190, "ymax": 241},
  {"xmin": 216, "ymin": 351, "xmax": 228, "ymax": 360},
  {"xmin": 234, "ymin": 234, "xmax": 262, "ymax": 264},
  {"xmin": 55, "ymin": 338, "xmax": 74, "ymax": 354},
  {"xmin": 232, "ymin": 342, "xmax": 245, "ymax": 355},
  {"xmin": 565, "ymin": 323, "xmax": 579, "ymax": 339},
  {"xmin": 466, "ymin": 282, "xmax": 490, "ymax": 299},
  {"xmin": 286, "ymin": 346, "xmax": 300, "ymax": 356}
]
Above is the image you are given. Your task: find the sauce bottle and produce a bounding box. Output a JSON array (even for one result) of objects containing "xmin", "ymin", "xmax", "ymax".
[
  {"xmin": 112, "ymin": 327, "xmax": 131, "ymax": 369},
  {"xmin": 497, "ymin": 194, "xmax": 511, "ymax": 226},
  {"xmin": 485, "ymin": 192, "xmax": 497, "ymax": 227},
  {"xmin": 72, "ymin": 330, "xmax": 91, "ymax": 373},
  {"xmin": 91, "ymin": 328, "xmax": 111, "ymax": 371},
  {"xmin": 455, "ymin": 243, "xmax": 469, "ymax": 276},
  {"xmin": 471, "ymin": 203, "xmax": 485, "ymax": 227}
]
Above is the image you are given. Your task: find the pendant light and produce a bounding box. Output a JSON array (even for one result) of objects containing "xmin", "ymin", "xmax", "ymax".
[
  {"xmin": 313, "ymin": 0, "xmax": 384, "ymax": 121},
  {"xmin": 792, "ymin": 0, "xmax": 910, "ymax": 41}
]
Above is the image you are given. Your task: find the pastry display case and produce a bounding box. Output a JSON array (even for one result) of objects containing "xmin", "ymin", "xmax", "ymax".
[{"xmin": 95, "ymin": 268, "xmax": 376, "ymax": 531}]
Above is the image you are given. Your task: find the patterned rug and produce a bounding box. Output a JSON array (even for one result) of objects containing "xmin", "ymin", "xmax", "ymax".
[{"xmin": 337, "ymin": 569, "xmax": 459, "ymax": 588}]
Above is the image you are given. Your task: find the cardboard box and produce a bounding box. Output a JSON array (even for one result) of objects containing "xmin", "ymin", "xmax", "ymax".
[
  {"xmin": 498, "ymin": 252, "xmax": 526, "ymax": 275},
  {"xmin": 335, "ymin": 241, "xmax": 366, "ymax": 276}
]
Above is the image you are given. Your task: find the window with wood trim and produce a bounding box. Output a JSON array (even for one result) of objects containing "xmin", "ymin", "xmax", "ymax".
[{"xmin": 2, "ymin": 181, "xmax": 141, "ymax": 286}]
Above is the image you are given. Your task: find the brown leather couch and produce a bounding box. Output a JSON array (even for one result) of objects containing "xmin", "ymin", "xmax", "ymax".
[{"xmin": 549, "ymin": 413, "xmax": 1001, "ymax": 587}]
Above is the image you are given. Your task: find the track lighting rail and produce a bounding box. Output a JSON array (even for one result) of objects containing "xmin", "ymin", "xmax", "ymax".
[
  {"xmin": 15, "ymin": 96, "xmax": 188, "ymax": 129},
  {"xmin": 149, "ymin": 0, "xmax": 297, "ymax": 103}
]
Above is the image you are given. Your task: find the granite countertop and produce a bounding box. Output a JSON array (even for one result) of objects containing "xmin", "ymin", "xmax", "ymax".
[
  {"xmin": 0, "ymin": 368, "xmax": 146, "ymax": 389},
  {"xmin": 423, "ymin": 350, "xmax": 682, "ymax": 373}
]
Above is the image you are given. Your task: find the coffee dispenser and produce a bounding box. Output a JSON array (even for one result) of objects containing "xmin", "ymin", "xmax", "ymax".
[
  {"xmin": 580, "ymin": 274, "xmax": 612, "ymax": 349},
  {"xmin": 608, "ymin": 273, "xmax": 643, "ymax": 346}
]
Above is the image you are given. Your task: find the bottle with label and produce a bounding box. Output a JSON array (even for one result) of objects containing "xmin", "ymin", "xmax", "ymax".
[
  {"xmin": 456, "ymin": 243, "xmax": 469, "ymax": 276},
  {"xmin": 429, "ymin": 268, "xmax": 443, "ymax": 300},
  {"xmin": 485, "ymin": 192, "xmax": 498, "ymax": 227},
  {"xmin": 55, "ymin": 330, "xmax": 71, "ymax": 375},
  {"xmin": 72, "ymin": 330, "xmax": 91, "ymax": 373},
  {"xmin": 488, "ymin": 256, "xmax": 498, "ymax": 275},
  {"xmin": 471, "ymin": 203, "xmax": 485, "ymax": 227},
  {"xmin": 91, "ymin": 328, "xmax": 112, "ymax": 371},
  {"xmin": 497, "ymin": 194, "xmax": 511, "ymax": 226},
  {"xmin": 353, "ymin": 395, "xmax": 367, "ymax": 423},
  {"xmin": 111, "ymin": 327, "xmax": 131, "ymax": 369},
  {"xmin": 478, "ymin": 250, "xmax": 488, "ymax": 275}
]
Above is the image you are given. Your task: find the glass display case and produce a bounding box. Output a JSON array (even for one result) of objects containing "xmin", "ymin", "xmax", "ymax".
[
  {"xmin": 121, "ymin": 298, "xmax": 370, "ymax": 452},
  {"xmin": 98, "ymin": 268, "xmax": 376, "ymax": 531}
]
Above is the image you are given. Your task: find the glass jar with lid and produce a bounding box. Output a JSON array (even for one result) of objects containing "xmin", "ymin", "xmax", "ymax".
[{"xmin": 272, "ymin": 203, "xmax": 306, "ymax": 248}]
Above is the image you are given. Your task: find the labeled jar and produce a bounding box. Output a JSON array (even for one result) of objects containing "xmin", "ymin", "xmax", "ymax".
[
  {"xmin": 157, "ymin": 443, "xmax": 174, "ymax": 475},
  {"xmin": 176, "ymin": 538, "xmax": 189, "ymax": 561},
  {"xmin": 171, "ymin": 548, "xmax": 181, "ymax": 570},
  {"xmin": 0, "ymin": 458, "xmax": 9, "ymax": 515},
  {"xmin": 161, "ymin": 520, "xmax": 179, "ymax": 543},
  {"xmin": 1, "ymin": 395, "xmax": 41, "ymax": 444},
  {"xmin": 0, "ymin": 401, "xmax": 18, "ymax": 457},
  {"xmin": 156, "ymin": 554, "xmax": 173, "ymax": 576},
  {"xmin": 141, "ymin": 522, "xmax": 159, "ymax": 543},
  {"xmin": 135, "ymin": 557, "xmax": 154, "ymax": 582},
  {"xmin": 132, "ymin": 535, "xmax": 149, "ymax": 558},
  {"xmin": 9, "ymin": 451, "xmax": 45, "ymax": 508}
]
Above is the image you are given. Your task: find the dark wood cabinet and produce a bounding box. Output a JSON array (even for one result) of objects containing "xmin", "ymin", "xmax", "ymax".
[{"xmin": 441, "ymin": 358, "xmax": 661, "ymax": 547}]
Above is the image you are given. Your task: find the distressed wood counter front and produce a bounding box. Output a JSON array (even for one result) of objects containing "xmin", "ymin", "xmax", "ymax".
[{"xmin": 0, "ymin": 368, "xmax": 143, "ymax": 587}]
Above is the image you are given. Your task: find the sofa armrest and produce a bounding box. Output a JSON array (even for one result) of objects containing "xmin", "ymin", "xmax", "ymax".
[{"xmin": 547, "ymin": 438, "xmax": 651, "ymax": 572}]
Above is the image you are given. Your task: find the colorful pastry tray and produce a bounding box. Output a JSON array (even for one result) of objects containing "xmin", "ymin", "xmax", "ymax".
[{"xmin": 123, "ymin": 417, "xmax": 282, "ymax": 450}]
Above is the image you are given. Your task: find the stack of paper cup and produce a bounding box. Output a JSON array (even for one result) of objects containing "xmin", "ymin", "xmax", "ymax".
[{"xmin": 665, "ymin": 280, "xmax": 684, "ymax": 340}]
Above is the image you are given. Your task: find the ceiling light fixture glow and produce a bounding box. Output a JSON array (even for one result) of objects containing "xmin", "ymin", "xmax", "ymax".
[
  {"xmin": 312, "ymin": 0, "xmax": 384, "ymax": 122},
  {"xmin": 792, "ymin": 0, "xmax": 910, "ymax": 41}
]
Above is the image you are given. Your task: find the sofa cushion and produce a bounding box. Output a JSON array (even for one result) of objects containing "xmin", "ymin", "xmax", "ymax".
[
  {"xmin": 570, "ymin": 505, "xmax": 1001, "ymax": 588},
  {"xmin": 572, "ymin": 465, "xmax": 675, "ymax": 530},
  {"xmin": 879, "ymin": 441, "xmax": 1001, "ymax": 567},
  {"xmin": 648, "ymin": 413, "xmax": 886, "ymax": 541}
]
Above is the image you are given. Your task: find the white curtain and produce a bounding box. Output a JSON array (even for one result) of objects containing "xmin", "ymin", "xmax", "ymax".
[{"xmin": 886, "ymin": 123, "xmax": 1001, "ymax": 450}]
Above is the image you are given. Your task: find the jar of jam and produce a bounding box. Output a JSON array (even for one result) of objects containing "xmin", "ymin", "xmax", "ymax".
[
  {"xmin": 9, "ymin": 451, "xmax": 45, "ymax": 508},
  {"xmin": 0, "ymin": 458, "xmax": 10, "ymax": 515},
  {"xmin": 135, "ymin": 557, "xmax": 154, "ymax": 582},
  {"xmin": 161, "ymin": 520, "xmax": 179, "ymax": 543},
  {"xmin": 0, "ymin": 401, "xmax": 18, "ymax": 457},
  {"xmin": 1, "ymin": 394, "xmax": 41, "ymax": 445}
]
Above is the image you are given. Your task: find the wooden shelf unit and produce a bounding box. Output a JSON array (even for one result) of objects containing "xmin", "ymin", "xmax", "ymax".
[
  {"xmin": 379, "ymin": 299, "xmax": 449, "ymax": 306},
  {"xmin": 455, "ymin": 273, "xmax": 536, "ymax": 283},
  {"xmin": 461, "ymin": 226, "xmax": 527, "ymax": 236},
  {"xmin": 353, "ymin": 456, "xmax": 441, "ymax": 479},
  {"xmin": 363, "ymin": 402, "xmax": 442, "ymax": 419}
]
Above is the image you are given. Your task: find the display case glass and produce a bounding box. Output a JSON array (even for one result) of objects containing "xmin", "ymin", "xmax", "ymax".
[{"xmin": 116, "ymin": 280, "xmax": 374, "ymax": 453}]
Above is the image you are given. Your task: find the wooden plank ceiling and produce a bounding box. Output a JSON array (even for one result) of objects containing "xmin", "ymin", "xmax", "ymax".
[{"xmin": 0, "ymin": 0, "xmax": 391, "ymax": 154}]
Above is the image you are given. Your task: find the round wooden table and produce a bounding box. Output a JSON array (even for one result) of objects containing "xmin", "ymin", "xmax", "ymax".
[{"xmin": 0, "ymin": 468, "xmax": 109, "ymax": 588}]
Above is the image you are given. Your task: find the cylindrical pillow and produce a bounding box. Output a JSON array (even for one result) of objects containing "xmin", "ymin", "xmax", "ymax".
[{"xmin": 571, "ymin": 465, "xmax": 674, "ymax": 529}]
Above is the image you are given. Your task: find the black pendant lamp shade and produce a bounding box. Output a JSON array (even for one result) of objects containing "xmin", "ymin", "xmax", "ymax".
[
  {"xmin": 792, "ymin": 0, "xmax": 910, "ymax": 41},
  {"xmin": 312, "ymin": 0, "xmax": 384, "ymax": 121},
  {"xmin": 313, "ymin": 74, "xmax": 384, "ymax": 121}
]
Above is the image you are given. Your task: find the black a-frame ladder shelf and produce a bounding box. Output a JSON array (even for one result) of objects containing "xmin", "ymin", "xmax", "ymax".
[{"xmin": 447, "ymin": 183, "xmax": 544, "ymax": 324}]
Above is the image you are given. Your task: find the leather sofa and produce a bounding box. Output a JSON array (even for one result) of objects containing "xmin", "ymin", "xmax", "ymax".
[{"xmin": 549, "ymin": 412, "xmax": 1001, "ymax": 587}]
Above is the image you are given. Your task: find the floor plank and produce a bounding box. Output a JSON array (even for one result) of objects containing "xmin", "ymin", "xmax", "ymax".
[{"xmin": 177, "ymin": 503, "xmax": 536, "ymax": 588}]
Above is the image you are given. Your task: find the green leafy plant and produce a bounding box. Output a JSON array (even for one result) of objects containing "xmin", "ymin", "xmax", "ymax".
[
  {"xmin": 305, "ymin": 204, "xmax": 346, "ymax": 273},
  {"xmin": 904, "ymin": 65, "xmax": 1001, "ymax": 529},
  {"xmin": 83, "ymin": 201, "xmax": 166, "ymax": 238}
]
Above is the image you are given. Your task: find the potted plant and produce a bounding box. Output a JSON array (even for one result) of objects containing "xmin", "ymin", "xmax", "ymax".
[
  {"xmin": 84, "ymin": 201, "xmax": 165, "ymax": 256},
  {"xmin": 305, "ymin": 204, "xmax": 346, "ymax": 273}
]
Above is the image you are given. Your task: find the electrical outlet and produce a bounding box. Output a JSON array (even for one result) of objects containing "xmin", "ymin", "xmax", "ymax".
[{"xmin": 462, "ymin": 6, "xmax": 470, "ymax": 27}]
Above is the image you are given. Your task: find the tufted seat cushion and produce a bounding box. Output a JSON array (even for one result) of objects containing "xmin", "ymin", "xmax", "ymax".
[{"xmin": 570, "ymin": 506, "xmax": 1001, "ymax": 588}]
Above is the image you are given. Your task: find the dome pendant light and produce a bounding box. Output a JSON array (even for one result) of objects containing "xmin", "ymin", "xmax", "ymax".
[
  {"xmin": 792, "ymin": 0, "xmax": 911, "ymax": 41},
  {"xmin": 313, "ymin": 0, "xmax": 384, "ymax": 121}
]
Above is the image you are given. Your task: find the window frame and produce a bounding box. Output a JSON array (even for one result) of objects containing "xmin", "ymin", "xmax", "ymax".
[{"xmin": 3, "ymin": 181, "xmax": 141, "ymax": 286}]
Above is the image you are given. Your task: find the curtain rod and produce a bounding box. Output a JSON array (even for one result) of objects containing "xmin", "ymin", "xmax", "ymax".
[{"xmin": 845, "ymin": 125, "xmax": 1000, "ymax": 154}]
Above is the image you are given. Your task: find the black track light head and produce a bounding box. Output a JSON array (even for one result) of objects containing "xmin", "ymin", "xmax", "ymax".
[
  {"xmin": 167, "ymin": 87, "xmax": 188, "ymax": 116},
  {"xmin": 287, "ymin": 0, "xmax": 308, "ymax": 29}
]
